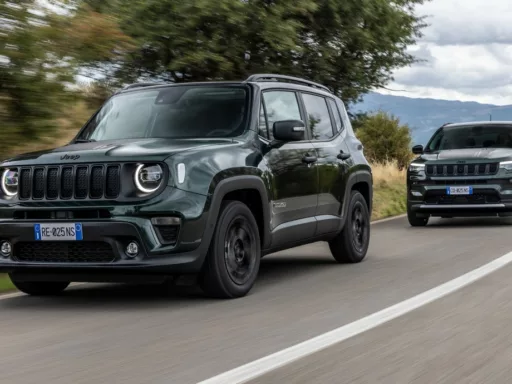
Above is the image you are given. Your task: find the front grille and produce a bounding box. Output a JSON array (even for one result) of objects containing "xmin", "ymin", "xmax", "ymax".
[
  {"xmin": 426, "ymin": 163, "xmax": 499, "ymax": 177},
  {"xmin": 14, "ymin": 241, "xmax": 115, "ymax": 263},
  {"xmin": 18, "ymin": 165, "xmax": 121, "ymax": 201},
  {"xmin": 424, "ymin": 190, "xmax": 500, "ymax": 205},
  {"xmin": 432, "ymin": 179, "xmax": 488, "ymax": 185}
]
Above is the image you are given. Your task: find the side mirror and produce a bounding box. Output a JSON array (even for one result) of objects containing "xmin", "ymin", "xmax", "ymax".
[
  {"xmin": 412, "ymin": 144, "xmax": 424, "ymax": 154},
  {"xmin": 273, "ymin": 120, "xmax": 305, "ymax": 142}
]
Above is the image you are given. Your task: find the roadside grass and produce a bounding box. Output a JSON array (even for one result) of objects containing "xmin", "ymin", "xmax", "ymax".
[
  {"xmin": 371, "ymin": 160, "xmax": 407, "ymax": 221},
  {"xmin": 0, "ymin": 275, "xmax": 15, "ymax": 293}
]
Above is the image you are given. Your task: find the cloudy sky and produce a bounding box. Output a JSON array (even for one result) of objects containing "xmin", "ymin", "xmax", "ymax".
[{"xmin": 379, "ymin": 0, "xmax": 512, "ymax": 105}]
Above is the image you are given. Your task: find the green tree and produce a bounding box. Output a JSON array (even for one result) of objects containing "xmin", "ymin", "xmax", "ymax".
[
  {"xmin": 355, "ymin": 111, "xmax": 412, "ymax": 169},
  {"xmin": 82, "ymin": 0, "xmax": 430, "ymax": 103},
  {"xmin": 0, "ymin": 1, "xmax": 132, "ymax": 157}
]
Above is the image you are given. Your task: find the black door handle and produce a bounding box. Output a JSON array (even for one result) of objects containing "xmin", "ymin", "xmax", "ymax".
[
  {"xmin": 337, "ymin": 151, "xmax": 351, "ymax": 160},
  {"xmin": 302, "ymin": 154, "xmax": 317, "ymax": 164}
]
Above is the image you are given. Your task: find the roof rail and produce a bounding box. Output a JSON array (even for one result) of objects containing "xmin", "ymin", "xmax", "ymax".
[
  {"xmin": 245, "ymin": 74, "xmax": 331, "ymax": 93},
  {"xmin": 122, "ymin": 82, "xmax": 171, "ymax": 90}
]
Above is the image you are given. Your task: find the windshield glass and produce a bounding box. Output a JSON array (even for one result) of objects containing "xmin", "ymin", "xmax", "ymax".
[
  {"xmin": 426, "ymin": 124, "xmax": 512, "ymax": 151},
  {"xmin": 77, "ymin": 85, "xmax": 250, "ymax": 141}
]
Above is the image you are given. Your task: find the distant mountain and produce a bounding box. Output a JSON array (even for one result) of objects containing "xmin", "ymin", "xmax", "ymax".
[{"xmin": 350, "ymin": 92, "xmax": 512, "ymax": 145}]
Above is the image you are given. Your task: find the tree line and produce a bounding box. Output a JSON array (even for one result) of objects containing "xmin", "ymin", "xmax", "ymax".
[{"xmin": 1, "ymin": 0, "xmax": 428, "ymax": 160}]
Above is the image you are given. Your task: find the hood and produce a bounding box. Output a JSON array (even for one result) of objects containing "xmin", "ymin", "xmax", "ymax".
[
  {"xmin": 1, "ymin": 138, "xmax": 236, "ymax": 166},
  {"xmin": 419, "ymin": 148, "xmax": 512, "ymax": 163}
]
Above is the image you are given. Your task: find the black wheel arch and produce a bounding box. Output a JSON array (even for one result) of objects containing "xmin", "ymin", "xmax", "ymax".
[
  {"xmin": 199, "ymin": 175, "xmax": 271, "ymax": 260},
  {"xmin": 340, "ymin": 170, "xmax": 373, "ymax": 230}
]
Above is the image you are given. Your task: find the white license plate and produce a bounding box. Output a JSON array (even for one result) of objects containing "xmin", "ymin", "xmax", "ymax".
[
  {"xmin": 446, "ymin": 186, "xmax": 473, "ymax": 195},
  {"xmin": 34, "ymin": 223, "xmax": 83, "ymax": 241}
]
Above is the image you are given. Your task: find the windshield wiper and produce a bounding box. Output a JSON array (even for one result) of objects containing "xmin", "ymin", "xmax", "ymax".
[{"xmin": 73, "ymin": 139, "xmax": 96, "ymax": 143}]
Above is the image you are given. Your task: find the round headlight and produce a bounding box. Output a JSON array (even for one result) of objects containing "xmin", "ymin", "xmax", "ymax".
[
  {"xmin": 1, "ymin": 169, "xmax": 18, "ymax": 197},
  {"xmin": 134, "ymin": 164, "xmax": 163, "ymax": 193}
]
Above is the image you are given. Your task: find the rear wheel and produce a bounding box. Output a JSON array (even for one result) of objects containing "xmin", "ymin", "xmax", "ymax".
[
  {"xmin": 9, "ymin": 276, "xmax": 70, "ymax": 296},
  {"xmin": 328, "ymin": 190, "xmax": 370, "ymax": 263},
  {"xmin": 407, "ymin": 207, "xmax": 429, "ymax": 226},
  {"xmin": 199, "ymin": 200, "xmax": 261, "ymax": 299}
]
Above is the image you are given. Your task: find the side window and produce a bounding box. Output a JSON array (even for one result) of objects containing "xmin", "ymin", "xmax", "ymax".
[
  {"xmin": 327, "ymin": 98, "xmax": 344, "ymax": 133},
  {"xmin": 259, "ymin": 103, "xmax": 269, "ymax": 138},
  {"xmin": 302, "ymin": 93, "xmax": 335, "ymax": 141},
  {"xmin": 262, "ymin": 91, "xmax": 302, "ymax": 140}
]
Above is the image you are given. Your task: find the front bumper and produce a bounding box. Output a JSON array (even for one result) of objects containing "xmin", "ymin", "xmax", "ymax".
[
  {"xmin": 0, "ymin": 220, "xmax": 207, "ymax": 281},
  {"xmin": 0, "ymin": 187, "xmax": 213, "ymax": 282},
  {"xmin": 408, "ymin": 180, "xmax": 512, "ymax": 216}
]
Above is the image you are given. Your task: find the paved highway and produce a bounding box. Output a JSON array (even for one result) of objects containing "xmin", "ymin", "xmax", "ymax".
[{"xmin": 1, "ymin": 216, "xmax": 512, "ymax": 383}]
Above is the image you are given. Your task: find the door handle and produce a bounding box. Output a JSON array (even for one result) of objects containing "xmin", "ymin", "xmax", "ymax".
[
  {"xmin": 337, "ymin": 151, "xmax": 351, "ymax": 160},
  {"xmin": 302, "ymin": 154, "xmax": 317, "ymax": 164}
]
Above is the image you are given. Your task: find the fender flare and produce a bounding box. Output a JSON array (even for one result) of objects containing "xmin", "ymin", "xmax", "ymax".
[
  {"xmin": 197, "ymin": 176, "xmax": 271, "ymax": 259},
  {"xmin": 340, "ymin": 170, "xmax": 373, "ymax": 229}
]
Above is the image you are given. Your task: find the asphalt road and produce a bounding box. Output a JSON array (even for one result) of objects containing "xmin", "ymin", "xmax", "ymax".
[{"xmin": 1, "ymin": 216, "xmax": 512, "ymax": 384}]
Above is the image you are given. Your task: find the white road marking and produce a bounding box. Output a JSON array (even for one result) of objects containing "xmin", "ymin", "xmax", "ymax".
[
  {"xmin": 198, "ymin": 250, "xmax": 512, "ymax": 384},
  {"xmin": 371, "ymin": 213, "xmax": 406, "ymax": 225}
]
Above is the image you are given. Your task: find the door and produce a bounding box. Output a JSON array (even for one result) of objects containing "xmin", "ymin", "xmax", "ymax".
[
  {"xmin": 261, "ymin": 90, "xmax": 319, "ymax": 245},
  {"xmin": 299, "ymin": 92, "xmax": 352, "ymax": 235}
]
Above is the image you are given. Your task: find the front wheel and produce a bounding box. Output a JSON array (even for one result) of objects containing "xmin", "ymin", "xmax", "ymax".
[
  {"xmin": 9, "ymin": 276, "xmax": 70, "ymax": 296},
  {"xmin": 407, "ymin": 207, "xmax": 429, "ymax": 226},
  {"xmin": 328, "ymin": 190, "xmax": 370, "ymax": 263},
  {"xmin": 199, "ymin": 200, "xmax": 261, "ymax": 299}
]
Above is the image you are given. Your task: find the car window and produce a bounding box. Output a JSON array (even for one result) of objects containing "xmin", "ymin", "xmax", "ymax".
[
  {"xmin": 258, "ymin": 103, "xmax": 269, "ymax": 139},
  {"xmin": 327, "ymin": 98, "xmax": 344, "ymax": 132},
  {"xmin": 78, "ymin": 85, "xmax": 250, "ymax": 141},
  {"xmin": 302, "ymin": 93, "xmax": 335, "ymax": 141},
  {"xmin": 262, "ymin": 91, "xmax": 302, "ymax": 140},
  {"xmin": 426, "ymin": 125, "xmax": 512, "ymax": 151}
]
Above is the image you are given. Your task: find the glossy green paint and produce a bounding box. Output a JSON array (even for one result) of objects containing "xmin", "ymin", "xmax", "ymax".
[{"xmin": 0, "ymin": 80, "xmax": 373, "ymax": 278}]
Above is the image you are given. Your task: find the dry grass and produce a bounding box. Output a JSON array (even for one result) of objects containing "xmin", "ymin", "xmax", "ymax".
[
  {"xmin": 4, "ymin": 101, "xmax": 91, "ymax": 159},
  {"xmin": 371, "ymin": 160, "xmax": 407, "ymax": 220}
]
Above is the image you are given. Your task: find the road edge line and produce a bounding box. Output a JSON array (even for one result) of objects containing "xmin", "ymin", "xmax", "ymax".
[
  {"xmin": 197, "ymin": 250, "xmax": 512, "ymax": 384},
  {"xmin": 371, "ymin": 213, "xmax": 406, "ymax": 225}
]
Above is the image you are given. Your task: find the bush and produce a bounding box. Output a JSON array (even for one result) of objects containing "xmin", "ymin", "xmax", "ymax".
[{"xmin": 355, "ymin": 111, "xmax": 413, "ymax": 169}]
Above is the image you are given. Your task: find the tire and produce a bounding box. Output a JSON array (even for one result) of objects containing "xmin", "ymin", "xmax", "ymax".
[
  {"xmin": 199, "ymin": 200, "xmax": 261, "ymax": 299},
  {"xmin": 328, "ymin": 190, "xmax": 370, "ymax": 264},
  {"xmin": 407, "ymin": 207, "xmax": 429, "ymax": 226},
  {"xmin": 9, "ymin": 276, "xmax": 70, "ymax": 296}
]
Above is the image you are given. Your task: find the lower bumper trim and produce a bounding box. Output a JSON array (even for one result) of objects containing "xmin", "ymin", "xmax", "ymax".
[{"xmin": 418, "ymin": 204, "xmax": 506, "ymax": 209}]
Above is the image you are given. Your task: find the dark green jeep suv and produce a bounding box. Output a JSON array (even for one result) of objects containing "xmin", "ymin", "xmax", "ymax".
[
  {"xmin": 0, "ymin": 74, "xmax": 373, "ymax": 298},
  {"xmin": 407, "ymin": 121, "xmax": 512, "ymax": 226}
]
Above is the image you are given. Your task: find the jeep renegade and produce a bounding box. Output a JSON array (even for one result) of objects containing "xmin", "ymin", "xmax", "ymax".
[{"xmin": 0, "ymin": 74, "xmax": 373, "ymax": 298}]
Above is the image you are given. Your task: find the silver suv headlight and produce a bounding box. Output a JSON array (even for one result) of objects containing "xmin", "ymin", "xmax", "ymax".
[
  {"xmin": 408, "ymin": 163, "xmax": 425, "ymax": 172},
  {"xmin": 134, "ymin": 164, "xmax": 163, "ymax": 193},
  {"xmin": 1, "ymin": 169, "xmax": 18, "ymax": 197},
  {"xmin": 499, "ymin": 160, "xmax": 512, "ymax": 171}
]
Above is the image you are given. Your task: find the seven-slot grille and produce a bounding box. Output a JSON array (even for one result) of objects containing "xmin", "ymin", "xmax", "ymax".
[
  {"xmin": 18, "ymin": 165, "xmax": 121, "ymax": 200},
  {"xmin": 425, "ymin": 163, "xmax": 499, "ymax": 177}
]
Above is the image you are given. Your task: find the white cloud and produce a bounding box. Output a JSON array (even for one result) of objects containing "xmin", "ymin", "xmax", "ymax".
[{"xmin": 379, "ymin": 0, "xmax": 512, "ymax": 105}]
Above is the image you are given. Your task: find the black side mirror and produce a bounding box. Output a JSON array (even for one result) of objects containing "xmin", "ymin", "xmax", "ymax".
[
  {"xmin": 273, "ymin": 120, "xmax": 305, "ymax": 142},
  {"xmin": 412, "ymin": 144, "xmax": 424, "ymax": 154}
]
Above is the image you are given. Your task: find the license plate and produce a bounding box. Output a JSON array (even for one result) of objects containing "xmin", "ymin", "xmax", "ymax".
[
  {"xmin": 34, "ymin": 223, "xmax": 83, "ymax": 241},
  {"xmin": 446, "ymin": 186, "xmax": 473, "ymax": 195}
]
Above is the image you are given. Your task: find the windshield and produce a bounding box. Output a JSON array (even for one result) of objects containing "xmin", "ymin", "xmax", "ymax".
[
  {"xmin": 77, "ymin": 85, "xmax": 250, "ymax": 141},
  {"xmin": 426, "ymin": 124, "xmax": 512, "ymax": 151}
]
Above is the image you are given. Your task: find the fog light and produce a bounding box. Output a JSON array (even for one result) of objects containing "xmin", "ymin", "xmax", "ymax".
[
  {"xmin": 126, "ymin": 241, "xmax": 139, "ymax": 258},
  {"xmin": 0, "ymin": 241, "xmax": 12, "ymax": 257},
  {"xmin": 151, "ymin": 217, "xmax": 181, "ymax": 226}
]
